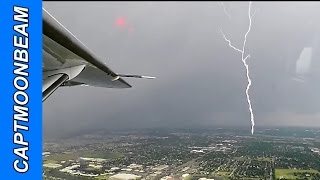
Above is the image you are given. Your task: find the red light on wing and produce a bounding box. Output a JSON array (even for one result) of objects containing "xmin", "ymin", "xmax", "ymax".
[
  {"xmin": 114, "ymin": 16, "xmax": 135, "ymax": 34},
  {"xmin": 115, "ymin": 17, "xmax": 127, "ymax": 28}
]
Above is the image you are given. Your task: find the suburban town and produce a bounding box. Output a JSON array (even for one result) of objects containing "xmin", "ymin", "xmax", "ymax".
[{"xmin": 43, "ymin": 127, "xmax": 320, "ymax": 180}]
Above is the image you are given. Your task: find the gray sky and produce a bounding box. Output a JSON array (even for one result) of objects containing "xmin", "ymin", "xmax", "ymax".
[{"xmin": 43, "ymin": 2, "xmax": 320, "ymax": 138}]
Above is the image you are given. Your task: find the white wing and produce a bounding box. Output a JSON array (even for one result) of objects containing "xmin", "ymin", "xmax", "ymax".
[{"xmin": 42, "ymin": 8, "xmax": 132, "ymax": 101}]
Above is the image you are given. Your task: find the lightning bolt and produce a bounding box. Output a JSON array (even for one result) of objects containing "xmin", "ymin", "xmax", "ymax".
[
  {"xmin": 220, "ymin": 2, "xmax": 255, "ymax": 135},
  {"xmin": 220, "ymin": 2, "xmax": 231, "ymax": 20}
]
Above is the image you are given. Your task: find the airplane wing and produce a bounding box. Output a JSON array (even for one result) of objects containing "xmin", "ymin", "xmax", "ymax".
[{"xmin": 42, "ymin": 8, "xmax": 153, "ymax": 101}]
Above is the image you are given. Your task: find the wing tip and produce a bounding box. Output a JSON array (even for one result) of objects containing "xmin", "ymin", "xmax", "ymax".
[{"xmin": 119, "ymin": 78, "xmax": 132, "ymax": 88}]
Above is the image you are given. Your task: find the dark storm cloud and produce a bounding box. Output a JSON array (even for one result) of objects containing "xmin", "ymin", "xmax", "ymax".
[{"xmin": 43, "ymin": 2, "xmax": 320, "ymax": 137}]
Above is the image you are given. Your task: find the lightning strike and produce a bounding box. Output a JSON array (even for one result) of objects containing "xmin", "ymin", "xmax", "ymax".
[
  {"xmin": 221, "ymin": 2, "xmax": 231, "ymax": 20},
  {"xmin": 220, "ymin": 2, "xmax": 255, "ymax": 135}
]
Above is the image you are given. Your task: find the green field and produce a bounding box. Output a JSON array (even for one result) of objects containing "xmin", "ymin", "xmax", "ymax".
[{"xmin": 275, "ymin": 169, "xmax": 319, "ymax": 179}]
